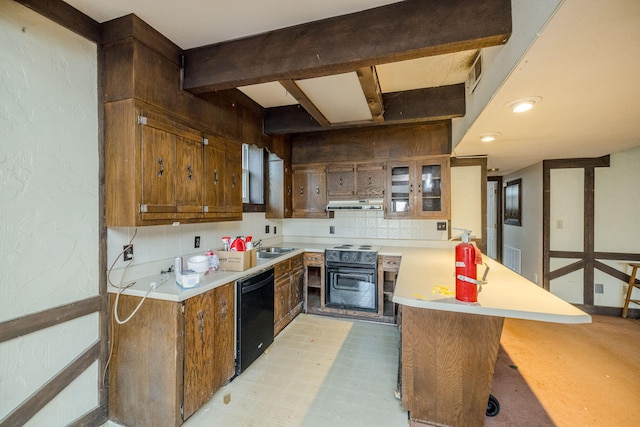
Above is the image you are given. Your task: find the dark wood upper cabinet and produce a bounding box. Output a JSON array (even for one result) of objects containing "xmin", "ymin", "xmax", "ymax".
[
  {"xmin": 386, "ymin": 156, "xmax": 451, "ymax": 219},
  {"xmin": 292, "ymin": 165, "xmax": 330, "ymax": 218},
  {"xmin": 356, "ymin": 163, "xmax": 385, "ymax": 199},
  {"xmin": 327, "ymin": 165, "xmax": 356, "ymax": 199}
]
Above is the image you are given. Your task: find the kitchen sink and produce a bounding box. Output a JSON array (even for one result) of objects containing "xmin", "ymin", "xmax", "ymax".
[
  {"xmin": 256, "ymin": 251, "xmax": 280, "ymax": 259},
  {"xmin": 260, "ymin": 247, "xmax": 295, "ymax": 254},
  {"xmin": 256, "ymin": 247, "xmax": 296, "ymax": 259}
]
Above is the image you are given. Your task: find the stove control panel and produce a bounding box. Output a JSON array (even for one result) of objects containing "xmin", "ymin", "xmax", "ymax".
[{"xmin": 325, "ymin": 249, "xmax": 378, "ymax": 266}]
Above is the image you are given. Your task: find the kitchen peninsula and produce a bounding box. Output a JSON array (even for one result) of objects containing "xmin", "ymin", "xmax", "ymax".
[
  {"xmin": 392, "ymin": 247, "xmax": 590, "ymax": 426},
  {"xmin": 108, "ymin": 243, "xmax": 590, "ymax": 427}
]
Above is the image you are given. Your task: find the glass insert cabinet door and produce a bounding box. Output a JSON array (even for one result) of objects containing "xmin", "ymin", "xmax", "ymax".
[
  {"xmin": 389, "ymin": 165, "xmax": 411, "ymax": 212},
  {"xmin": 385, "ymin": 157, "xmax": 450, "ymax": 219},
  {"xmin": 420, "ymin": 164, "xmax": 442, "ymax": 213}
]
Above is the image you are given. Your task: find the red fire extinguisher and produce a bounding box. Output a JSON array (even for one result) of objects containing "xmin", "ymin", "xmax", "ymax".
[{"xmin": 455, "ymin": 229, "xmax": 489, "ymax": 302}]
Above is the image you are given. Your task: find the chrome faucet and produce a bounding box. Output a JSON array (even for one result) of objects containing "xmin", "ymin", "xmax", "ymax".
[{"xmin": 254, "ymin": 239, "xmax": 263, "ymax": 250}]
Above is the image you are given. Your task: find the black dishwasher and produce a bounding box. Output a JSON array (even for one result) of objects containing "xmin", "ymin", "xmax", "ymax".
[{"xmin": 236, "ymin": 267, "xmax": 274, "ymax": 375}]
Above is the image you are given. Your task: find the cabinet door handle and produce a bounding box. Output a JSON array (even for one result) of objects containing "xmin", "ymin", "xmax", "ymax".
[
  {"xmin": 187, "ymin": 163, "xmax": 193, "ymax": 181},
  {"xmin": 417, "ymin": 183, "xmax": 422, "ymax": 193},
  {"xmin": 214, "ymin": 169, "xmax": 218, "ymax": 185},
  {"xmin": 197, "ymin": 311, "xmax": 204, "ymax": 334},
  {"xmin": 157, "ymin": 157, "xmax": 164, "ymax": 177},
  {"xmin": 287, "ymin": 186, "xmax": 291, "ymax": 196},
  {"xmin": 316, "ymin": 186, "xmax": 320, "ymax": 195},
  {"xmin": 300, "ymin": 186, "xmax": 304, "ymax": 196},
  {"xmin": 232, "ymin": 173, "xmax": 236, "ymax": 187},
  {"xmin": 339, "ymin": 177, "xmax": 343, "ymax": 186},
  {"xmin": 409, "ymin": 183, "xmax": 413, "ymax": 193},
  {"xmin": 221, "ymin": 300, "xmax": 227, "ymax": 318},
  {"xmin": 368, "ymin": 176, "xmax": 372, "ymax": 185}
]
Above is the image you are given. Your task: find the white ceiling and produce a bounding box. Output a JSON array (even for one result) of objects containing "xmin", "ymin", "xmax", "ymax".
[
  {"xmin": 454, "ymin": 0, "xmax": 640, "ymax": 175},
  {"xmin": 64, "ymin": 0, "xmax": 640, "ymax": 176}
]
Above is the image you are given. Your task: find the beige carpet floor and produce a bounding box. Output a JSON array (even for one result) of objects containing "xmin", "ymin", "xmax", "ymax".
[{"xmin": 486, "ymin": 314, "xmax": 640, "ymax": 427}]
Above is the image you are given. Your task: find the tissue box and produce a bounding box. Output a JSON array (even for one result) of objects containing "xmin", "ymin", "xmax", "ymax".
[
  {"xmin": 217, "ymin": 248, "xmax": 257, "ymax": 271},
  {"xmin": 176, "ymin": 270, "xmax": 200, "ymax": 288}
]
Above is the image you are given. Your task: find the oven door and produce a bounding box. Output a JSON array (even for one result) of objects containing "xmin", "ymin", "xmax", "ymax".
[{"xmin": 326, "ymin": 265, "xmax": 377, "ymax": 312}]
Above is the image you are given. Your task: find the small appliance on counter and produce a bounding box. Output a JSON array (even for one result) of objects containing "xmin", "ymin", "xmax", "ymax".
[{"xmin": 174, "ymin": 257, "xmax": 199, "ymax": 288}]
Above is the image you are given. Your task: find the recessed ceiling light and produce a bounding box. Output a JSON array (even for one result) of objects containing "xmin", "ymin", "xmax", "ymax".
[
  {"xmin": 480, "ymin": 133, "xmax": 500, "ymax": 143},
  {"xmin": 488, "ymin": 168, "xmax": 500, "ymax": 173},
  {"xmin": 506, "ymin": 97, "xmax": 542, "ymax": 113}
]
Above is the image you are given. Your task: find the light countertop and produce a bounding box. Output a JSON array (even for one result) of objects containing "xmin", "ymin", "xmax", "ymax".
[
  {"xmin": 392, "ymin": 247, "xmax": 591, "ymax": 324},
  {"xmin": 107, "ymin": 242, "xmax": 391, "ymax": 302},
  {"xmin": 107, "ymin": 248, "xmax": 306, "ymax": 302},
  {"xmin": 108, "ymin": 242, "xmax": 592, "ymax": 325}
]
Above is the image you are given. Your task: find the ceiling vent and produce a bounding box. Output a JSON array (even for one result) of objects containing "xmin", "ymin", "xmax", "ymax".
[{"xmin": 467, "ymin": 52, "xmax": 483, "ymax": 93}]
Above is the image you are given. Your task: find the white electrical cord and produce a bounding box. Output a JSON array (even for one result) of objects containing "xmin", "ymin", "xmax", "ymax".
[
  {"xmin": 113, "ymin": 283, "xmax": 153, "ymax": 324},
  {"xmin": 107, "ymin": 228, "xmax": 152, "ymax": 325},
  {"xmin": 104, "ymin": 228, "xmax": 156, "ymax": 385}
]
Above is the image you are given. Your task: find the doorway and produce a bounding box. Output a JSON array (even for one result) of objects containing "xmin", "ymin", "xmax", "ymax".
[{"xmin": 487, "ymin": 177, "xmax": 502, "ymax": 262}]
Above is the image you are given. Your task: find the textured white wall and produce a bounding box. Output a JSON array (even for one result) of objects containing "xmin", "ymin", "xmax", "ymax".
[
  {"xmin": 550, "ymin": 168, "xmax": 584, "ymax": 252},
  {"xmin": 451, "ymin": 165, "xmax": 482, "ymax": 239},
  {"xmin": 0, "ymin": 1, "xmax": 99, "ymax": 423},
  {"xmin": 594, "ymin": 146, "xmax": 640, "ymax": 306},
  {"xmin": 505, "ymin": 146, "xmax": 640, "ymax": 307}
]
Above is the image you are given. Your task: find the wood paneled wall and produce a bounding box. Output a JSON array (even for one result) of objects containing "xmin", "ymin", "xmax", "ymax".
[{"xmin": 291, "ymin": 121, "xmax": 451, "ymax": 164}]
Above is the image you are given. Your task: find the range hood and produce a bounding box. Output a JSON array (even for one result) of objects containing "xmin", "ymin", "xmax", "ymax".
[{"xmin": 326, "ymin": 199, "xmax": 383, "ymax": 211}]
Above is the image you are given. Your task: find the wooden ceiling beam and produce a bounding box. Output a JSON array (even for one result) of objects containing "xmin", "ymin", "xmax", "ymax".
[
  {"xmin": 278, "ymin": 80, "xmax": 331, "ymax": 128},
  {"xmin": 264, "ymin": 105, "xmax": 323, "ymax": 135},
  {"xmin": 183, "ymin": 0, "xmax": 512, "ymax": 93},
  {"xmin": 382, "ymin": 84, "xmax": 466, "ymax": 123},
  {"xmin": 263, "ymin": 84, "xmax": 465, "ymax": 134},
  {"xmin": 357, "ymin": 67, "xmax": 384, "ymax": 123}
]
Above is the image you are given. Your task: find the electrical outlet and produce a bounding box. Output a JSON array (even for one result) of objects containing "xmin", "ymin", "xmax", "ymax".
[
  {"xmin": 437, "ymin": 222, "xmax": 447, "ymax": 231},
  {"xmin": 330, "ymin": 226, "xmax": 335, "ymax": 234},
  {"xmin": 594, "ymin": 283, "xmax": 604, "ymax": 294},
  {"xmin": 123, "ymin": 244, "xmax": 133, "ymax": 261},
  {"xmin": 194, "ymin": 236, "xmax": 201, "ymax": 248},
  {"xmin": 265, "ymin": 225, "xmax": 270, "ymax": 234}
]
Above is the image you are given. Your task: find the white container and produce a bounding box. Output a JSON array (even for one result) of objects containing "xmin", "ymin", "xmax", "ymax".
[{"xmin": 187, "ymin": 255, "xmax": 209, "ymax": 274}]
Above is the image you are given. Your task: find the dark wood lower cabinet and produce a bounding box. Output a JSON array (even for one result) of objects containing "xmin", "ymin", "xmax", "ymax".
[
  {"xmin": 109, "ymin": 282, "xmax": 235, "ymax": 427},
  {"xmin": 303, "ymin": 252, "xmax": 401, "ymax": 324},
  {"xmin": 401, "ymin": 306, "xmax": 504, "ymax": 426},
  {"xmin": 274, "ymin": 254, "xmax": 304, "ymax": 335},
  {"xmin": 183, "ymin": 282, "xmax": 235, "ymax": 419}
]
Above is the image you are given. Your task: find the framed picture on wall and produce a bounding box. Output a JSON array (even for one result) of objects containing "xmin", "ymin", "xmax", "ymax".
[{"xmin": 504, "ymin": 179, "xmax": 522, "ymax": 226}]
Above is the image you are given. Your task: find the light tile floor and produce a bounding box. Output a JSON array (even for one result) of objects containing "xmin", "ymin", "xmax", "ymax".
[{"xmin": 183, "ymin": 314, "xmax": 408, "ymax": 427}]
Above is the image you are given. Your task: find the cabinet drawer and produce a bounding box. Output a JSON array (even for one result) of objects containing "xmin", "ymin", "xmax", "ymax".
[
  {"xmin": 291, "ymin": 254, "xmax": 304, "ymax": 269},
  {"xmin": 304, "ymin": 252, "xmax": 324, "ymax": 266},
  {"xmin": 274, "ymin": 259, "xmax": 291, "ymax": 277},
  {"xmin": 275, "ymin": 274, "xmax": 290, "ymax": 289},
  {"xmin": 380, "ymin": 256, "xmax": 402, "ymax": 271}
]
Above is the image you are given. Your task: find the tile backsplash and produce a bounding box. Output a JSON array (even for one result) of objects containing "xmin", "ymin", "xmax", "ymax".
[
  {"xmin": 106, "ymin": 211, "xmax": 447, "ymax": 281},
  {"xmin": 284, "ymin": 210, "xmax": 447, "ymax": 241}
]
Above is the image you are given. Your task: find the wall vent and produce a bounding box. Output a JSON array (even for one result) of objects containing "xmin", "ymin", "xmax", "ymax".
[
  {"xmin": 503, "ymin": 245, "xmax": 522, "ymax": 274},
  {"xmin": 467, "ymin": 52, "xmax": 483, "ymax": 93}
]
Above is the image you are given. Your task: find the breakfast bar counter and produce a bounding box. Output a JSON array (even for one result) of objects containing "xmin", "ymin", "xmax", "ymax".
[{"xmin": 391, "ymin": 247, "xmax": 590, "ymax": 426}]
